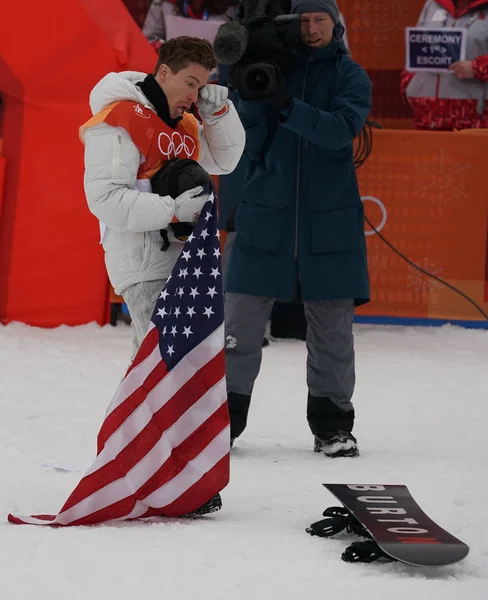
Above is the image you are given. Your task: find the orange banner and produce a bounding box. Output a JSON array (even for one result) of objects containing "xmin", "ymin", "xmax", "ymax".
[
  {"xmin": 341, "ymin": 0, "xmax": 426, "ymax": 71},
  {"xmin": 356, "ymin": 129, "xmax": 488, "ymax": 322},
  {"xmin": 338, "ymin": 0, "xmax": 427, "ymax": 129},
  {"xmin": 0, "ymin": 157, "xmax": 5, "ymax": 225}
]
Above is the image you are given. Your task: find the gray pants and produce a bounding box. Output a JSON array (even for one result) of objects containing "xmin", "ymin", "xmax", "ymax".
[
  {"xmin": 123, "ymin": 279, "xmax": 167, "ymax": 360},
  {"xmin": 225, "ymin": 292, "xmax": 356, "ymax": 437}
]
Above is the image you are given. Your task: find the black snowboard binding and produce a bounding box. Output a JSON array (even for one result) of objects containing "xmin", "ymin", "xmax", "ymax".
[
  {"xmin": 306, "ymin": 506, "xmax": 370, "ymax": 538},
  {"xmin": 306, "ymin": 506, "xmax": 396, "ymax": 564},
  {"xmin": 342, "ymin": 541, "xmax": 394, "ymax": 563}
]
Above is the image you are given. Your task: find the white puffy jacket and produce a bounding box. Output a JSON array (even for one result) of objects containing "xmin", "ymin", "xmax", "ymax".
[{"xmin": 81, "ymin": 71, "xmax": 245, "ymax": 295}]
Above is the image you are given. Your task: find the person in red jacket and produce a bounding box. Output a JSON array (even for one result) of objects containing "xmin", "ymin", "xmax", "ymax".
[
  {"xmin": 401, "ymin": 0, "xmax": 488, "ymax": 130},
  {"xmin": 143, "ymin": 0, "xmax": 236, "ymax": 44}
]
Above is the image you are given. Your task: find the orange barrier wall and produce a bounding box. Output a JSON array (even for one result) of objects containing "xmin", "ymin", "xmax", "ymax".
[
  {"xmin": 0, "ymin": 0, "xmax": 156, "ymax": 327},
  {"xmin": 0, "ymin": 158, "xmax": 5, "ymax": 225},
  {"xmin": 356, "ymin": 129, "xmax": 488, "ymax": 322},
  {"xmin": 340, "ymin": 0, "xmax": 426, "ymax": 129}
]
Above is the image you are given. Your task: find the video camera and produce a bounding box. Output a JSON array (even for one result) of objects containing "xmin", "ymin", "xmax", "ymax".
[{"xmin": 213, "ymin": 0, "xmax": 301, "ymax": 100}]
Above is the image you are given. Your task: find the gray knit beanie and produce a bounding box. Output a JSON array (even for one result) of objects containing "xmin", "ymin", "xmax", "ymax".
[{"xmin": 290, "ymin": 0, "xmax": 340, "ymax": 23}]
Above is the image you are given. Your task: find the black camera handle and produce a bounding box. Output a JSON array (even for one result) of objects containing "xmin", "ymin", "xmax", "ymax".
[{"xmin": 237, "ymin": 0, "xmax": 289, "ymax": 23}]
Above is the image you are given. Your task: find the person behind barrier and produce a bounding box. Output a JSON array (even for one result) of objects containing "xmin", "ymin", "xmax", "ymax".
[
  {"xmin": 143, "ymin": 0, "xmax": 237, "ymax": 44},
  {"xmin": 80, "ymin": 36, "xmax": 245, "ymax": 359},
  {"xmin": 401, "ymin": 0, "xmax": 488, "ymax": 130},
  {"xmin": 224, "ymin": 0, "xmax": 372, "ymax": 457}
]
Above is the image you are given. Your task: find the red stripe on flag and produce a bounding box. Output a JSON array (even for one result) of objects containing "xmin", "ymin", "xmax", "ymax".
[
  {"xmin": 125, "ymin": 326, "xmax": 160, "ymax": 376},
  {"xmin": 63, "ymin": 403, "xmax": 229, "ymax": 525},
  {"xmin": 59, "ymin": 352, "xmax": 225, "ymax": 514},
  {"xmin": 69, "ymin": 454, "xmax": 230, "ymax": 526},
  {"xmin": 7, "ymin": 515, "xmax": 26, "ymax": 524},
  {"xmin": 66, "ymin": 495, "xmax": 141, "ymax": 527},
  {"xmin": 7, "ymin": 514, "xmax": 57, "ymax": 525},
  {"xmin": 143, "ymin": 454, "xmax": 230, "ymax": 519},
  {"xmin": 137, "ymin": 401, "xmax": 229, "ymax": 505},
  {"xmin": 97, "ymin": 360, "xmax": 168, "ymax": 453},
  {"xmin": 151, "ymin": 350, "xmax": 225, "ymax": 434}
]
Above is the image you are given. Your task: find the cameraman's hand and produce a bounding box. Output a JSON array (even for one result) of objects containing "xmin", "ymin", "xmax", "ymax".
[
  {"xmin": 197, "ymin": 84, "xmax": 229, "ymax": 124},
  {"xmin": 269, "ymin": 64, "xmax": 292, "ymax": 111},
  {"xmin": 174, "ymin": 186, "xmax": 209, "ymax": 224}
]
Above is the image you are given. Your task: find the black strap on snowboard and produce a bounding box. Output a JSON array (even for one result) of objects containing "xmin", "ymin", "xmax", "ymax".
[
  {"xmin": 306, "ymin": 506, "xmax": 397, "ymax": 564},
  {"xmin": 342, "ymin": 541, "xmax": 395, "ymax": 564},
  {"xmin": 306, "ymin": 506, "xmax": 370, "ymax": 539}
]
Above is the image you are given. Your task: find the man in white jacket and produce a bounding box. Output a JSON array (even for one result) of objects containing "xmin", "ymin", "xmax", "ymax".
[{"xmin": 81, "ymin": 36, "xmax": 245, "ymax": 358}]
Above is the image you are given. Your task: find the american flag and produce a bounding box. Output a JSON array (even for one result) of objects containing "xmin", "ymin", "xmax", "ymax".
[{"xmin": 9, "ymin": 190, "xmax": 230, "ymax": 526}]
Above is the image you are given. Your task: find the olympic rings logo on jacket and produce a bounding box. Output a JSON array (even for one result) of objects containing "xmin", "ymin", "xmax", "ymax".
[{"xmin": 158, "ymin": 131, "xmax": 197, "ymax": 159}]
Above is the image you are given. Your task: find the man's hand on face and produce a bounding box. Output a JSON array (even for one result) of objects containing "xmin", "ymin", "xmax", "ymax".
[{"xmin": 197, "ymin": 85, "xmax": 229, "ymax": 122}]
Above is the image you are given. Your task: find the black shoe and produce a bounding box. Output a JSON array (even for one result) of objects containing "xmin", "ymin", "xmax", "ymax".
[
  {"xmin": 314, "ymin": 430, "xmax": 359, "ymax": 458},
  {"xmin": 181, "ymin": 493, "xmax": 222, "ymax": 518}
]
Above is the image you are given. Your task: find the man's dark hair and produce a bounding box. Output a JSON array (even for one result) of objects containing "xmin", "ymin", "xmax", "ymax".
[{"xmin": 154, "ymin": 37, "xmax": 217, "ymax": 75}]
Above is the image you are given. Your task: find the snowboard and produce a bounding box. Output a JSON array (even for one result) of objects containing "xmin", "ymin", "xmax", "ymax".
[{"xmin": 310, "ymin": 484, "xmax": 469, "ymax": 567}]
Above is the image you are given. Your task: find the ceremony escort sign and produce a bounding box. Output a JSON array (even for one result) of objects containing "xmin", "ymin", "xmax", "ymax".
[{"xmin": 405, "ymin": 27, "xmax": 467, "ymax": 73}]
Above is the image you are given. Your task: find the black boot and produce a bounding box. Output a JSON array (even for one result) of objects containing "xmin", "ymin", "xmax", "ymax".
[
  {"xmin": 314, "ymin": 431, "xmax": 359, "ymax": 458},
  {"xmin": 181, "ymin": 493, "xmax": 222, "ymax": 517},
  {"xmin": 228, "ymin": 391, "xmax": 251, "ymax": 445},
  {"xmin": 307, "ymin": 393, "xmax": 357, "ymax": 456}
]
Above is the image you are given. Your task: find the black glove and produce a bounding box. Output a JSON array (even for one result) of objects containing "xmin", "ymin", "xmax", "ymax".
[{"xmin": 268, "ymin": 63, "xmax": 292, "ymax": 111}]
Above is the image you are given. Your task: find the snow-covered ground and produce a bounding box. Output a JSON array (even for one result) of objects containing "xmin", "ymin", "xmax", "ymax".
[{"xmin": 1, "ymin": 321, "xmax": 487, "ymax": 600}]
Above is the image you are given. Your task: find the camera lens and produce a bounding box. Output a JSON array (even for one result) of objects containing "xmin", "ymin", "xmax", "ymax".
[
  {"xmin": 244, "ymin": 67, "xmax": 272, "ymax": 94},
  {"xmin": 237, "ymin": 63, "xmax": 277, "ymax": 100}
]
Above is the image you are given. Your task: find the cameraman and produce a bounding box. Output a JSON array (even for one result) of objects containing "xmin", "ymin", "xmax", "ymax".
[{"xmin": 224, "ymin": 0, "xmax": 372, "ymax": 457}]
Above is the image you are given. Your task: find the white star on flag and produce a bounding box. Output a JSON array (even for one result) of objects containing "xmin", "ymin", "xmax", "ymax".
[{"xmin": 203, "ymin": 306, "xmax": 215, "ymax": 318}]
